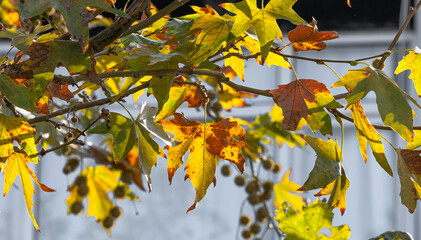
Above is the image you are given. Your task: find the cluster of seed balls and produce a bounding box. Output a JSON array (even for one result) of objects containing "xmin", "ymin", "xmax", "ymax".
[
  {"xmin": 65, "ymin": 158, "xmax": 132, "ymax": 229},
  {"xmin": 220, "ymin": 158, "xmax": 281, "ymax": 239}
]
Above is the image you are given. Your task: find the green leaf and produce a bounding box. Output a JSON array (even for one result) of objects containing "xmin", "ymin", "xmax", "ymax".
[
  {"xmin": 183, "ymin": 6, "xmax": 230, "ymax": 64},
  {"xmin": 369, "ymin": 231, "xmax": 414, "ymax": 240},
  {"xmin": 397, "ymin": 149, "xmax": 421, "ymax": 213},
  {"xmin": 19, "ymin": 0, "xmax": 128, "ymax": 51},
  {"xmin": 89, "ymin": 113, "xmax": 137, "ymax": 161},
  {"xmin": 332, "ymin": 67, "xmax": 413, "ymax": 142},
  {"xmin": 221, "ymin": 0, "xmax": 305, "ymax": 61},
  {"xmin": 0, "ymin": 75, "xmax": 38, "ymax": 112},
  {"xmin": 299, "ymin": 135, "xmax": 342, "ymax": 191},
  {"xmin": 275, "ymin": 200, "xmax": 351, "ymax": 240}
]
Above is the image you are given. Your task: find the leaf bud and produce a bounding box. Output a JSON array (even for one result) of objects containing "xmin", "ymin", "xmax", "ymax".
[{"xmin": 350, "ymin": 60, "xmax": 358, "ymax": 66}]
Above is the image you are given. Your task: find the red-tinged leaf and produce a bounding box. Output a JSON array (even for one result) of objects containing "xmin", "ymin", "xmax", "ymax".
[
  {"xmin": 160, "ymin": 113, "xmax": 247, "ymax": 211},
  {"xmin": 269, "ymin": 79, "xmax": 339, "ymax": 132},
  {"xmin": 397, "ymin": 149, "xmax": 421, "ymax": 212},
  {"xmin": 47, "ymin": 82, "xmax": 74, "ymax": 102},
  {"xmin": 224, "ymin": 45, "xmax": 245, "ymax": 81},
  {"xmin": 395, "ymin": 49, "xmax": 421, "ymax": 97},
  {"xmin": 3, "ymin": 152, "xmax": 55, "ymax": 231},
  {"xmin": 219, "ymin": 84, "xmax": 257, "ymax": 111},
  {"xmin": 288, "ymin": 18, "xmax": 338, "ymax": 52},
  {"xmin": 332, "ymin": 67, "xmax": 413, "ymax": 142},
  {"xmin": 350, "ymin": 101, "xmax": 392, "ymax": 176},
  {"xmin": 222, "ymin": 66, "xmax": 239, "ymax": 80}
]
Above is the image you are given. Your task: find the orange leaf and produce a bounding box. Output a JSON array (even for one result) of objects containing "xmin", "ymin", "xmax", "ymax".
[
  {"xmin": 3, "ymin": 152, "xmax": 55, "ymax": 231},
  {"xmin": 287, "ymin": 18, "xmax": 338, "ymax": 52},
  {"xmin": 269, "ymin": 79, "xmax": 333, "ymax": 131},
  {"xmin": 160, "ymin": 113, "xmax": 247, "ymax": 211},
  {"xmin": 47, "ymin": 82, "xmax": 74, "ymax": 102}
]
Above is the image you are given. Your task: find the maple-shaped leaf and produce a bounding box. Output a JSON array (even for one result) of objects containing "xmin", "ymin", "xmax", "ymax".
[
  {"xmin": 66, "ymin": 166, "xmax": 137, "ymax": 235},
  {"xmin": 221, "ymin": 0, "xmax": 306, "ymax": 61},
  {"xmin": 224, "ymin": 45, "xmax": 245, "ymax": 81},
  {"xmin": 155, "ymin": 76, "xmax": 203, "ymax": 122},
  {"xmin": 395, "ymin": 48, "xmax": 421, "ymax": 97},
  {"xmin": 0, "ymin": 114, "xmax": 38, "ymax": 162},
  {"xmin": 350, "ymin": 101, "xmax": 392, "ymax": 175},
  {"xmin": 288, "ymin": 18, "xmax": 338, "ymax": 52},
  {"xmin": 299, "ymin": 135, "xmax": 343, "ymax": 191},
  {"xmin": 397, "ymin": 149, "xmax": 421, "ymax": 213},
  {"xmin": 269, "ymin": 79, "xmax": 341, "ymax": 134},
  {"xmin": 314, "ymin": 167, "xmax": 350, "ymax": 215},
  {"xmin": 273, "ymin": 169, "xmax": 305, "ymax": 211},
  {"xmin": 275, "ymin": 200, "xmax": 351, "ymax": 239},
  {"xmin": 3, "ymin": 152, "xmax": 55, "ymax": 231},
  {"xmin": 332, "ymin": 67, "xmax": 413, "ymax": 142},
  {"xmin": 219, "ymin": 84, "xmax": 257, "ymax": 111},
  {"xmin": 183, "ymin": 5, "xmax": 230, "ymax": 64},
  {"xmin": 89, "ymin": 112, "xmax": 165, "ymax": 184},
  {"xmin": 160, "ymin": 113, "xmax": 247, "ymax": 211},
  {"xmin": 19, "ymin": 0, "xmax": 128, "ymax": 52}
]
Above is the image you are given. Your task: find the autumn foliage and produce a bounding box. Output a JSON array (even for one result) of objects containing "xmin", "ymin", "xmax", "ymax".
[{"xmin": 0, "ymin": 0, "xmax": 420, "ymax": 239}]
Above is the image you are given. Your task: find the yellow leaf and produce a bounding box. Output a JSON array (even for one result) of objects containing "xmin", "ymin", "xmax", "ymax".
[
  {"xmin": 274, "ymin": 169, "xmax": 305, "ymax": 211},
  {"xmin": 350, "ymin": 101, "xmax": 392, "ymax": 176},
  {"xmin": 3, "ymin": 152, "xmax": 54, "ymax": 231},
  {"xmin": 395, "ymin": 49, "xmax": 421, "ymax": 97},
  {"xmin": 225, "ymin": 45, "xmax": 245, "ymax": 81},
  {"xmin": 0, "ymin": 114, "xmax": 38, "ymax": 163},
  {"xmin": 160, "ymin": 113, "xmax": 247, "ymax": 211},
  {"xmin": 219, "ymin": 84, "xmax": 257, "ymax": 111}
]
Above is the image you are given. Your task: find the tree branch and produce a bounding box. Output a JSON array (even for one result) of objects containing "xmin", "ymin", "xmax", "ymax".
[
  {"xmin": 89, "ymin": 0, "xmax": 151, "ymax": 53},
  {"xmin": 122, "ymin": 0, "xmax": 191, "ymax": 37}
]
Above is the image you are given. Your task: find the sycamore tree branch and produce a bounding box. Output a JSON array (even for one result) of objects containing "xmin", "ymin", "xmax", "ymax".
[
  {"xmin": 122, "ymin": 0, "xmax": 191, "ymax": 37},
  {"xmin": 375, "ymin": 1, "xmax": 421, "ymax": 68},
  {"xmin": 89, "ymin": 0, "xmax": 151, "ymax": 52}
]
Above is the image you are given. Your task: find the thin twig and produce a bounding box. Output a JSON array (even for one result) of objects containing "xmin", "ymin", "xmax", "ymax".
[
  {"xmin": 122, "ymin": 0, "xmax": 191, "ymax": 37},
  {"xmin": 375, "ymin": 1, "xmax": 421, "ymax": 68},
  {"xmin": 38, "ymin": 111, "xmax": 105, "ymax": 155}
]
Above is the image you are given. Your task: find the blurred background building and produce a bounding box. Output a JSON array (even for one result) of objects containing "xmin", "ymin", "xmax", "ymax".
[{"xmin": 0, "ymin": 0, "xmax": 420, "ymax": 239}]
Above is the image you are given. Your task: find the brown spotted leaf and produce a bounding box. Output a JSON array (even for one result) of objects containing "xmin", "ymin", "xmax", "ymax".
[
  {"xmin": 397, "ymin": 149, "xmax": 421, "ymax": 212},
  {"xmin": 160, "ymin": 113, "xmax": 247, "ymax": 211},
  {"xmin": 269, "ymin": 79, "xmax": 340, "ymax": 133},
  {"xmin": 47, "ymin": 82, "xmax": 74, "ymax": 102},
  {"xmin": 288, "ymin": 18, "xmax": 338, "ymax": 52}
]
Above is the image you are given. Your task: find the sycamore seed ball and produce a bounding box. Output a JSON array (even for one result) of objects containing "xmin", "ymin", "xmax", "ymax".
[
  {"xmin": 239, "ymin": 214, "xmax": 252, "ymax": 226},
  {"xmin": 241, "ymin": 229, "xmax": 254, "ymax": 239},
  {"xmin": 250, "ymin": 223, "xmax": 261, "ymax": 234},
  {"xmin": 102, "ymin": 216, "xmax": 115, "ymax": 229},
  {"xmin": 234, "ymin": 175, "xmax": 247, "ymax": 186},
  {"xmin": 221, "ymin": 165, "xmax": 232, "ymax": 177},
  {"xmin": 70, "ymin": 202, "xmax": 83, "ymax": 214}
]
